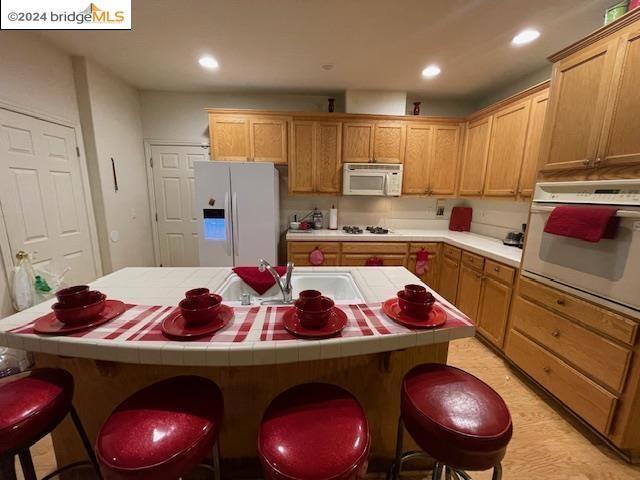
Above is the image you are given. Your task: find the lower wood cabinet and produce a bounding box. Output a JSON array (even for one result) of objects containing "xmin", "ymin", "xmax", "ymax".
[
  {"xmin": 438, "ymin": 255, "xmax": 460, "ymax": 304},
  {"xmin": 456, "ymin": 264, "xmax": 483, "ymax": 319},
  {"xmin": 476, "ymin": 276, "xmax": 512, "ymax": 348},
  {"xmin": 341, "ymin": 254, "xmax": 406, "ymax": 266}
]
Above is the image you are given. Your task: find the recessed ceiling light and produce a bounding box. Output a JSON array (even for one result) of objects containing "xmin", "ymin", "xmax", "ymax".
[
  {"xmin": 421, "ymin": 65, "xmax": 441, "ymax": 79},
  {"xmin": 512, "ymin": 29, "xmax": 540, "ymax": 45},
  {"xmin": 198, "ymin": 56, "xmax": 219, "ymax": 70}
]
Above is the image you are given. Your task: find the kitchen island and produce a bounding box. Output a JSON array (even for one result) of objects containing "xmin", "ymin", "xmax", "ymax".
[{"xmin": 0, "ymin": 266, "xmax": 474, "ymax": 475}]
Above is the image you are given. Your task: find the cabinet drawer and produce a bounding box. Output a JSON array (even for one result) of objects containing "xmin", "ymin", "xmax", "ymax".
[
  {"xmin": 341, "ymin": 254, "xmax": 406, "ymax": 267},
  {"xmin": 519, "ymin": 277, "xmax": 638, "ymax": 346},
  {"xmin": 512, "ymin": 297, "xmax": 631, "ymax": 393},
  {"xmin": 461, "ymin": 251, "xmax": 484, "ymax": 270},
  {"xmin": 484, "ymin": 260, "xmax": 515, "ymax": 285},
  {"xmin": 507, "ymin": 330, "xmax": 617, "ymax": 434},
  {"xmin": 409, "ymin": 242, "xmax": 440, "ymax": 254},
  {"xmin": 341, "ymin": 242, "xmax": 408, "ymax": 254},
  {"xmin": 443, "ymin": 245, "xmax": 461, "ymax": 261},
  {"xmin": 290, "ymin": 253, "xmax": 339, "ymax": 267},
  {"xmin": 288, "ymin": 242, "xmax": 340, "ymax": 254}
]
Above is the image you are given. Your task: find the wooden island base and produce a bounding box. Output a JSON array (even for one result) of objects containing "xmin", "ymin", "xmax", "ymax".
[{"xmin": 36, "ymin": 343, "xmax": 447, "ymax": 477}]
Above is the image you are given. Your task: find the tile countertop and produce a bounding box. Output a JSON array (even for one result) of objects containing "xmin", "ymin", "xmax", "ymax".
[
  {"xmin": 286, "ymin": 229, "xmax": 522, "ymax": 267},
  {"xmin": 0, "ymin": 267, "xmax": 474, "ymax": 367}
]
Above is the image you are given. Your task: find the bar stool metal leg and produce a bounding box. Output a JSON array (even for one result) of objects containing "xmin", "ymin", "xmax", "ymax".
[
  {"xmin": 0, "ymin": 455, "xmax": 17, "ymax": 480},
  {"xmin": 492, "ymin": 464, "xmax": 503, "ymax": 480},
  {"xmin": 432, "ymin": 462, "xmax": 443, "ymax": 480},
  {"xmin": 390, "ymin": 416, "xmax": 404, "ymax": 480},
  {"xmin": 69, "ymin": 406, "xmax": 102, "ymax": 478},
  {"xmin": 18, "ymin": 450, "xmax": 36, "ymax": 480},
  {"xmin": 212, "ymin": 441, "xmax": 221, "ymax": 480}
]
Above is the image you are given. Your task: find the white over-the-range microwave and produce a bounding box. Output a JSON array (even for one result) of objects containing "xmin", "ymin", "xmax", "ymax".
[{"xmin": 342, "ymin": 163, "xmax": 403, "ymax": 196}]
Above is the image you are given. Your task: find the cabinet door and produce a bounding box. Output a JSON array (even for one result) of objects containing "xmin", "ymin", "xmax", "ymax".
[
  {"xmin": 429, "ymin": 125, "xmax": 461, "ymax": 195},
  {"xmin": 540, "ymin": 40, "xmax": 619, "ymax": 172},
  {"xmin": 459, "ymin": 116, "xmax": 492, "ymax": 195},
  {"xmin": 518, "ymin": 90, "xmax": 549, "ymax": 197},
  {"xmin": 373, "ymin": 122, "xmax": 406, "ymax": 164},
  {"xmin": 289, "ymin": 121, "xmax": 315, "ymax": 193},
  {"xmin": 343, "ymin": 122, "xmax": 375, "ymax": 163},
  {"xmin": 402, "ymin": 124, "xmax": 432, "ymax": 194},
  {"xmin": 315, "ymin": 122, "xmax": 342, "ymax": 193},
  {"xmin": 476, "ymin": 277, "xmax": 512, "ymax": 348},
  {"xmin": 250, "ymin": 117, "xmax": 288, "ymax": 164},
  {"xmin": 456, "ymin": 265, "xmax": 483, "ymax": 320},
  {"xmin": 341, "ymin": 253, "xmax": 406, "ymax": 267},
  {"xmin": 407, "ymin": 250, "xmax": 440, "ymax": 290},
  {"xmin": 210, "ymin": 115, "xmax": 250, "ymax": 161},
  {"xmin": 599, "ymin": 26, "xmax": 640, "ymax": 168},
  {"xmin": 484, "ymin": 99, "xmax": 531, "ymax": 197},
  {"xmin": 438, "ymin": 256, "xmax": 460, "ymax": 304}
]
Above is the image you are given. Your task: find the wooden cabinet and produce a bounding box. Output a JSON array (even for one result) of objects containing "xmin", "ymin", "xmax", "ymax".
[
  {"xmin": 289, "ymin": 121, "xmax": 342, "ymax": 194},
  {"xmin": 407, "ymin": 243, "xmax": 441, "ymax": 290},
  {"xmin": 210, "ymin": 113, "xmax": 288, "ymax": 164},
  {"xmin": 340, "ymin": 242, "xmax": 408, "ymax": 267},
  {"xmin": 438, "ymin": 255, "xmax": 460, "ymax": 304},
  {"xmin": 373, "ymin": 122, "xmax": 406, "ymax": 163},
  {"xmin": 342, "ymin": 122, "xmax": 375, "ymax": 163},
  {"xmin": 518, "ymin": 89, "xmax": 549, "ymax": 196},
  {"xmin": 456, "ymin": 264, "xmax": 483, "ymax": 319},
  {"xmin": 459, "ymin": 116, "xmax": 492, "ymax": 195},
  {"xmin": 402, "ymin": 124, "xmax": 460, "ymax": 196},
  {"xmin": 287, "ymin": 241, "xmax": 340, "ymax": 266},
  {"xmin": 341, "ymin": 254, "xmax": 406, "ymax": 266},
  {"xmin": 483, "ymin": 98, "xmax": 531, "ymax": 196},
  {"xmin": 476, "ymin": 276, "xmax": 513, "ymax": 348}
]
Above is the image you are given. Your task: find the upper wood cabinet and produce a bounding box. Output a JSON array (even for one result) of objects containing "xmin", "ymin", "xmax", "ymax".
[
  {"xmin": 289, "ymin": 121, "xmax": 342, "ymax": 194},
  {"xmin": 483, "ymin": 98, "xmax": 531, "ymax": 196},
  {"xmin": 402, "ymin": 124, "xmax": 461, "ymax": 196},
  {"xmin": 518, "ymin": 89, "xmax": 549, "ymax": 197},
  {"xmin": 459, "ymin": 116, "xmax": 492, "ymax": 196},
  {"xmin": 209, "ymin": 113, "xmax": 289, "ymax": 164},
  {"xmin": 343, "ymin": 120, "xmax": 406, "ymax": 163}
]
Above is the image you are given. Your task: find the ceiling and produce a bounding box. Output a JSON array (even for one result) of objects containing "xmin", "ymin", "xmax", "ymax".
[{"xmin": 40, "ymin": 0, "xmax": 611, "ymax": 99}]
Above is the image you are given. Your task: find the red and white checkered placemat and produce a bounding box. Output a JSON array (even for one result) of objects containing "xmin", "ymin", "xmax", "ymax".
[{"xmin": 260, "ymin": 305, "xmax": 374, "ymax": 341}]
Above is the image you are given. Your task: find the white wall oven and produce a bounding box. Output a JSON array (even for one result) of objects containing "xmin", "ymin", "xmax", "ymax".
[{"xmin": 522, "ymin": 180, "xmax": 640, "ymax": 319}]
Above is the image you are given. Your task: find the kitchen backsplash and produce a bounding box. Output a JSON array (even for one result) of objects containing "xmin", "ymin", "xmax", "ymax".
[{"xmin": 278, "ymin": 169, "xmax": 530, "ymax": 240}]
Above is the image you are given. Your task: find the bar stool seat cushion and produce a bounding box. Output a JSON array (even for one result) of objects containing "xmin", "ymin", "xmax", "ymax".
[
  {"xmin": 0, "ymin": 368, "xmax": 73, "ymax": 455},
  {"xmin": 96, "ymin": 376, "xmax": 223, "ymax": 480},
  {"xmin": 258, "ymin": 383, "xmax": 370, "ymax": 480},
  {"xmin": 401, "ymin": 363, "xmax": 512, "ymax": 471}
]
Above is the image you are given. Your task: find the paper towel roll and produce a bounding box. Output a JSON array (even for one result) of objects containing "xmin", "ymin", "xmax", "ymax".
[{"xmin": 329, "ymin": 205, "xmax": 338, "ymax": 230}]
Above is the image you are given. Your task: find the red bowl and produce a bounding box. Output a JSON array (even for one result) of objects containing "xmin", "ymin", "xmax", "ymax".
[
  {"xmin": 179, "ymin": 294, "xmax": 222, "ymax": 326},
  {"xmin": 52, "ymin": 292, "xmax": 106, "ymax": 325},
  {"xmin": 397, "ymin": 291, "xmax": 435, "ymax": 319},
  {"xmin": 403, "ymin": 284, "xmax": 429, "ymax": 302},
  {"xmin": 295, "ymin": 296, "xmax": 335, "ymax": 329},
  {"xmin": 55, "ymin": 285, "xmax": 91, "ymax": 307}
]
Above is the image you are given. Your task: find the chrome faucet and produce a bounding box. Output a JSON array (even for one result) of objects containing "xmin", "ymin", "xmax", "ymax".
[{"xmin": 258, "ymin": 259, "xmax": 294, "ymax": 304}]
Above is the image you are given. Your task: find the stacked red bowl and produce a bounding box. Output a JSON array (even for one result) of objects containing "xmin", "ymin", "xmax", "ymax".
[
  {"xmin": 397, "ymin": 284, "xmax": 435, "ymax": 319},
  {"xmin": 294, "ymin": 290, "xmax": 335, "ymax": 329},
  {"xmin": 179, "ymin": 288, "xmax": 223, "ymax": 326},
  {"xmin": 52, "ymin": 285, "xmax": 107, "ymax": 325}
]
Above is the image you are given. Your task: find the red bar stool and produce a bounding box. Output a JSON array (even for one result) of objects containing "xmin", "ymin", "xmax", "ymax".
[
  {"xmin": 389, "ymin": 364, "xmax": 512, "ymax": 480},
  {"xmin": 258, "ymin": 383, "xmax": 370, "ymax": 480},
  {"xmin": 0, "ymin": 368, "xmax": 101, "ymax": 480},
  {"xmin": 95, "ymin": 375, "xmax": 223, "ymax": 480}
]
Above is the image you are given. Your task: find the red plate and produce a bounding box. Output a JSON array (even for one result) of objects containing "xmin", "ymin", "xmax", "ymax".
[
  {"xmin": 283, "ymin": 306, "xmax": 347, "ymax": 339},
  {"xmin": 34, "ymin": 300, "xmax": 126, "ymax": 335},
  {"xmin": 161, "ymin": 304, "xmax": 234, "ymax": 340},
  {"xmin": 382, "ymin": 298, "xmax": 447, "ymax": 329}
]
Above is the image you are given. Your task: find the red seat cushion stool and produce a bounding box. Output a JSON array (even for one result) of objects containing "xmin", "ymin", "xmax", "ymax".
[
  {"xmin": 0, "ymin": 368, "xmax": 73, "ymax": 455},
  {"xmin": 96, "ymin": 376, "xmax": 223, "ymax": 480},
  {"xmin": 258, "ymin": 383, "xmax": 370, "ymax": 480},
  {"xmin": 401, "ymin": 364, "xmax": 512, "ymax": 471}
]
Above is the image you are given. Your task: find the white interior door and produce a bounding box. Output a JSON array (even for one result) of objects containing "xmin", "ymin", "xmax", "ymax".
[
  {"xmin": 151, "ymin": 145, "xmax": 209, "ymax": 266},
  {"xmin": 0, "ymin": 108, "xmax": 98, "ymax": 285}
]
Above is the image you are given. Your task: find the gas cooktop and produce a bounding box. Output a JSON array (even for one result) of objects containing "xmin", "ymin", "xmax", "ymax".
[{"xmin": 342, "ymin": 226, "xmax": 390, "ymax": 235}]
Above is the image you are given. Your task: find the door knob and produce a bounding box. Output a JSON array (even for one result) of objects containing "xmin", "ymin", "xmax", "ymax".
[
  {"xmin": 556, "ymin": 298, "xmax": 565, "ymax": 305},
  {"xmin": 551, "ymin": 329, "xmax": 560, "ymax": 337},
  {"xmin": 15, "ymin": 250, "xmax": 28, "ymax": 260}
]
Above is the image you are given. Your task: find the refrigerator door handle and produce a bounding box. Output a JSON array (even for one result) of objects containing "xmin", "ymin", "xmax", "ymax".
[
  {"xmin": 232, "ymin": 191, "xmax": 240, "ymax": 255},
  {"xmin": 224, "ymin": 192, "xmax": 232, "ymax": 256}
]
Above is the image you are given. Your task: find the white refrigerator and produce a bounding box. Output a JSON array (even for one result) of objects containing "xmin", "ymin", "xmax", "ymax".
[{"xmin": 194, "ymin": 161, "xmax": 279, "ymax": 266}]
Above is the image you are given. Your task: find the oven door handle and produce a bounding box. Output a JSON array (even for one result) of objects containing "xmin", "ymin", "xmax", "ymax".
[{"xmin": 531, "ymin": 205, "xmax": 640, "ymax": 218}]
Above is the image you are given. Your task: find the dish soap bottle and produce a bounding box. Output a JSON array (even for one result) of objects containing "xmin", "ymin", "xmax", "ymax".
[{"xmin": 312, "ymin": 208, "xmax": 324, "ymax": 230}]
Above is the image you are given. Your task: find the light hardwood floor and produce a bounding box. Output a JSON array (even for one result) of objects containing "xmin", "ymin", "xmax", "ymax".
[{"xmin": 17, "ymin": 337, "xmax": 640, "ymax": 479}]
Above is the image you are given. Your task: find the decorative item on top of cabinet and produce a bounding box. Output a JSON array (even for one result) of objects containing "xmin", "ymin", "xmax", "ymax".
[
  {"xmin": 459, "ymin": 116, "xmax": 492, "ymax": 196},
  {"xmin": 289, "ymin": 121, "xmax": 342, "ymax": 194},
  {"xmin": 518, "ymin": 89, "xmax": 549, "ymax": 197},
  {"xmin": 413, "ymin": 102, "xmax": 421, "ymax": 115},
  {"xmin": 483, "ymin": 98, "xmax": 531, "ymax": 196}
]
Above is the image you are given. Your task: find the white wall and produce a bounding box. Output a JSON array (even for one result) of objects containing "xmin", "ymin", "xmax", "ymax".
[
  {"xmin": 405, "ymin": 97, "xmax": 475, "ymax": 117},
  {"xmin": 74, "ymin": 58, "xmax": 154, "ymax": 272},
  {"xmin": 139, "ymin": 91, "xmax": 344, "ymax": 143},
  {"xmin": 345, "ymin": 90, "xmax": 407, "ymax": 115},
  {"xmin": 475, "ymin": 64, "xmax": 552, "ymax": 109}
]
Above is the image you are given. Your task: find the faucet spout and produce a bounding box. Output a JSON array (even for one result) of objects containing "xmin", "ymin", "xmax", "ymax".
[{"xmin": 258, "ymin": 259, "xmax": 294, "ymax": 304}]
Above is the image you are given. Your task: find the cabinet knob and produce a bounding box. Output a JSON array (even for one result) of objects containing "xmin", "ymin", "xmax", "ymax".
[
  {"xmin": 594, "ymin": 157, "xmax": 602, "ymax": 166},
  {"xmin": 583, "ymin": 159, "xmax": 591, "ymax": 166},
  {"xmin": 494, "ymin": 266, "xmax": 500, "ymax": 272},
  {"xmin": 551, "ymin": 329, "xmax": 560, "ymax": 338},
  {"xmin": 556, "ymin": 298, "xmax": 565, "ymax": 306},
  {"xmin": 543, "ymin": 366, "xmax": 551, "ymax": 374}
]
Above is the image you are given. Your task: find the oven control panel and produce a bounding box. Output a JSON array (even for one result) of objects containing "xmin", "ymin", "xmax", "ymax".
[{"xmin": 534, "ymin": 180, "xmax": 640, "ymax": 205}]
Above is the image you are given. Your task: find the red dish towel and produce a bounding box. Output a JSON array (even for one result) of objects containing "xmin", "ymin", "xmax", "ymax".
[
  {"xmin": 233, "ymin": 266, "xmax": 287, "ymax": 295},
  {"xmin": 543, "ymin": 206, "xmax": 619, "ymax": 242}
]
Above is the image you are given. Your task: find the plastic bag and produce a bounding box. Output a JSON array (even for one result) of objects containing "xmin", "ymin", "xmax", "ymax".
[{"xmin": 11, "ymin": 253, "xmax": 35, "ymax": 311}]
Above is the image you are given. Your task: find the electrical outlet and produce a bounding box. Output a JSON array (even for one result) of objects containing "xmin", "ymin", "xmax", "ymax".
[{"xmin": 436, "ymin": 199, "xmax": 446, "ymax": 216}]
